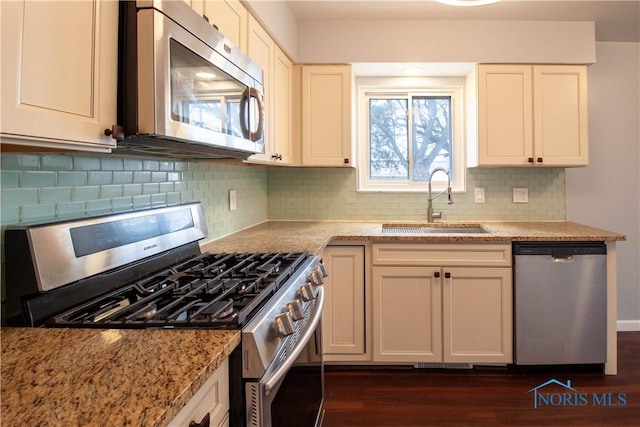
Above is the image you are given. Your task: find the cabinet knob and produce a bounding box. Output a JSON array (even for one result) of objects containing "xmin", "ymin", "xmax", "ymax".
[
  {"xmin": 434, "ymin": 272, "xmax": 440, "ymax": 278},
  {"xmin": 537, "ymin": 157, "xmax": 543, "ymax": 163},
  {"xmin": 444, "ymin": 272, "xmax": 451, "ymax": 279},
  {"xmin": 104, "ymin": 125, "xmax": 124, "ymax": 140},
  {"xmin": 271, "ymin": 154, "xmax": 283, "ymax": 161},
  {"xmin": 528, "ymin": 157, "xmax": 534, "ymax": 163},
  {"xmin": 344, "ymin": 158, "xmax": 350, "ymax": 164}
]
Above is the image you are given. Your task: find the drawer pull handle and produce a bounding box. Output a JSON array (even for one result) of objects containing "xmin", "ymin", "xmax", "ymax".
[
  {"xmin": 552, "ymin": 256, "xmax": 574, "ymax": 263},
  {"xmin": 189, "ymin": 412, "xmax": 210, "ymax": 427}
]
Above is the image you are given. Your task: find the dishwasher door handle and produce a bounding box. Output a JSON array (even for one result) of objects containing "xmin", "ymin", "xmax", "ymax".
[{"xmin": 551, "ymin": 255, "xmax": 574, "ymax": 263}]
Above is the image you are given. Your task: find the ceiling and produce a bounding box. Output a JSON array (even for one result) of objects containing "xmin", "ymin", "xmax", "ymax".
[{"xmin": 284, "ymin": 0, "xmax": 640, "ymax": 42}]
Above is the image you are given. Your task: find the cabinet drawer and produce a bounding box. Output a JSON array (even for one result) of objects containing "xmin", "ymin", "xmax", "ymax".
[
  {"xmin": 372, "ymin": 243, "xmax": 512, "ymax": 267},
  {"xmin": 169, "ymin": 359, "xmax": 229, "ymax": 427}
]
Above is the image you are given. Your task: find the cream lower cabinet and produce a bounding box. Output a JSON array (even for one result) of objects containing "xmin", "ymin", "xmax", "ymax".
[
  {"xmin": 372, "ymin": 266, "xmax": 442, "ymax": 362},
  {"xmin": 372, "ymin": 243, "xmax": 513, "ymax": 364},
  {"xmin": 169, "ymin": 358, "xmax": 229, "ymax": 427},
  {"xmin": 0, "ymin": 0, "xmax": 118, "ymax": 152},
  {"xmin": 321, "ymin": 245, "xmax": 368, "ymax": 362},
  {"xmin": 442, "ymin": 267, "xmax": 512, "ymax": 363}
]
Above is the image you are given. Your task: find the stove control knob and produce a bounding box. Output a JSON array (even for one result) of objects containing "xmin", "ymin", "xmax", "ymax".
[
  {"xmin": 299, "ymin": 283, "xmax": 317, "ymax": 302},
  {"xmin": 310, "ymin": 270, "xmax": 324, "ymax": 285},
  {"xmin": 286, "ymin": 299, "xmax": 304, "ymax": 321},
  {"xmin": 317, "ymin": 263, "xmax": 329, "ymax": 278},
  {"xmin": 274, "ymin": 312, "xmax": 295, "ymax": 337}
]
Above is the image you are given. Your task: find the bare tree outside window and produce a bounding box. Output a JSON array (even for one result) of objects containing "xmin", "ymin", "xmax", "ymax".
[
  {"xmin": 369, "ymin": 95, "xmax": 452, "ymax": 183},
  {"xmin": 369, "ymin": 98, "xmax": 408, "ymax": 180}
]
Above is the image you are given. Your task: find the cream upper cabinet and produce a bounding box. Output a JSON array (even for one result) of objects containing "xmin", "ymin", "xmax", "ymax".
[
  {"xmin": 246, "ymin": 15, "xmax": 292, "ymax": 165},
  {"xmin": 183, "ymin": 0, "xmax": 205, "ymax": 17},
  {"xmin": 246, "ymin": 15, "xmax": 274, "ymax": 163},
  {"xmin": 372, "ymin": 243, "xmax": 513, "ymax": 364},
  {"xmin": 203, "ymin": 0, "xmax": 247, "ymax": 52},
  {"xmin": 272, "ymin": 46, "xmax": 293, "ymax": 164},
  {"xmin": 300, "ymin": 65, "xmax": 352, "ymax": 167},
  {"xmin": 0, "ymin": 0, "xmax": 118, "ymax": 152},
  {"xmin": 473, "ymin": 64, "xmax": 588, "ymax": 167},
  {"xmin": 533, "ymin": 65, "xmax": 589, "ymax": 166},
  {"xmin": 322, "ymin": 245, "xmax": 368, "ymax": 362}
]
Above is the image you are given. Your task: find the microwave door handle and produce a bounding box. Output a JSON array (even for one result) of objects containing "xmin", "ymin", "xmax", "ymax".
[
  {"xmin": 239, "ymin": 88, "xmax": 251, "ymax": 139},
  {"xmin": 250, "ymin": 87, "xmax": 265, "ymax": 142},
  {"xmin": 238, "ymin": 87, "xmax": 264, "ymax": 142},
  {"xmin": 262, "ymin": 286, "xmax": 324, "ymax": 396}
]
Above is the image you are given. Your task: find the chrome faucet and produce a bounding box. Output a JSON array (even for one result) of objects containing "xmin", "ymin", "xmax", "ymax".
[{"xmin": 427, "ymin": 168, "xmax": 454, "ymax": 222}]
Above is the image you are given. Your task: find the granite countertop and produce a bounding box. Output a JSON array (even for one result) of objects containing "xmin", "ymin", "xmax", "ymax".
[
  {"xmin": 201, "ymin": 220, "xmax": 626, "ymax": 255},
  {"xmin": 0, "ymin": 220, "xmax": 624, "ymax": 426},
  {"xmin": 1, "ymin": 327, "xmax": 240, "ymax": 427}
]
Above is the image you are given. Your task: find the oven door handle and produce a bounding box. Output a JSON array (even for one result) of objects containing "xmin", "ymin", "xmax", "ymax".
[{"xmin": 263, "ymin": 286, "xmax": 324, "ymax": 396}]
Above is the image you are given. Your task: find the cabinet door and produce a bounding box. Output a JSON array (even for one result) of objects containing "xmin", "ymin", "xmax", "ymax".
[
  {"xmin": 0, "ymin": 0, "xmax": 117, "ymax": 151},
  {"xmin": 533, "ymin": 65, "xmax": 588, "ymax": 166},
  {"xmin": 183, "ymin": 0, "xmax": 205, "ymax": 16},
  {"xmin": 322, "ymin": 246, "xmax": 366, "ymax": 361},
  {"xmin": 246, "ymin": 15, "xmax": 274, "ymax": 163},
  {"xmin": 372, "ymin": 267, "xmax": 442, "ymax": 362},
  {"xmin": 442, "ymin": 267, "xmax": 512, "ymax": 363},
  {"xmin": 272, "ymin": 46, "xmax": 293, "ymax": 164},
  {"xmin": 477, "ymin": 64, "xmax": 533, "ymax": 166},
  {"xmin": 169, "ymin": 359, "xmax": 229, "ymax": 427},
  {"xmin": 301, "ymin": 65, "xmax": 352, "ymax": 167},
  {"xmin": 203, "ymin": 0, "xmax": 247, "ymax": 52}
]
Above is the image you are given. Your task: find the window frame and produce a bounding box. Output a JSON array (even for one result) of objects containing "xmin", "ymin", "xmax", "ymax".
[{"xmin": 356, "ymin": 77, "xmax": 466, "ymax": 193}]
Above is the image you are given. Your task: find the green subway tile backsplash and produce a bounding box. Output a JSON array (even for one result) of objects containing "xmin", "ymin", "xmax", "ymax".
[
  {"xmin": 266, "ymin": 167, "xmax": 565, "ymax": 221},
  {"xmin": 1, "ymin": 152, "xmax": 564, "ymax": 239},
  {"xmin": 0, "ymin": 153, "xmax": 268, "ymax": 244}
]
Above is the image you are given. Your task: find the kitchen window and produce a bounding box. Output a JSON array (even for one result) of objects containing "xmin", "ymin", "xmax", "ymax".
[{"xmin": 357, "ymin": 78, "xmax": 465, "ymax": 192}]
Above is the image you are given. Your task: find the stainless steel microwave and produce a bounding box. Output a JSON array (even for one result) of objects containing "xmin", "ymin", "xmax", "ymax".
[{"xmin": 111, "ymin": 0, "xmax": 264, "ymax": 160}]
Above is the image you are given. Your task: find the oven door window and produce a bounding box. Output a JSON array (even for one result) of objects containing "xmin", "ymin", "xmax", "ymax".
[
  {"xmin": 169, "ymin": 39, "xmax": 246, "ymax": 138},
  {"xmin": 270, "ymin": 363, "xmax": 324, "ymax": 426}
]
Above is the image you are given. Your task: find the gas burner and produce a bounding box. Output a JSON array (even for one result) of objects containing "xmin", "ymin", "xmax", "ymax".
[{"xmin": 46, "ymin": 251, "xmax": 310, "ymax": 329}]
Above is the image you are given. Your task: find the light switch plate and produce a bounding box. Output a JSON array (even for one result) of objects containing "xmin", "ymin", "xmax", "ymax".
[
  {"xmin": 513, "ymin": 188, "xmax": 529, "ymax": 203},
  {"xmin": 474, "ymin": 188, "xmax": 486, "ymax": 204},
  {"xmin": 229, "ymin": 190, "xmax": 237, "ymax": 211}
]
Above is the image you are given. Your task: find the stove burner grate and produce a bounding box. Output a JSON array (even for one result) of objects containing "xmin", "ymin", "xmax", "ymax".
[{"xmin": 48, "ymin": 251, "xmax": 309, "ymax": 329}]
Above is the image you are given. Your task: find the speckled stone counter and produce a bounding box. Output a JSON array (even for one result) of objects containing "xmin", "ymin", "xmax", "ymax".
[
  {"xmin": 1, "ymin": 328, "xmax": 240, "ymax": 427},
  {"xmin": 203, "ymin": 219, "xmax": 624, "ymax": 376},
  {"xmin": 201, "ymin": 220, "xmax": 626, "ymax": 255}
]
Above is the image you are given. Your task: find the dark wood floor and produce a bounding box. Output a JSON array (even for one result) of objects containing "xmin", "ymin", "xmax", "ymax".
[{"xmin": 323, "ymin": 332, "xmax": 640, "ymax": 426}]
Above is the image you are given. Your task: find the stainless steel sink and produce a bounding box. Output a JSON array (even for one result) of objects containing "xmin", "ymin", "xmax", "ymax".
[{"xmin": 381, "ymin": 223, "xmax": 492, "ymax": 235}]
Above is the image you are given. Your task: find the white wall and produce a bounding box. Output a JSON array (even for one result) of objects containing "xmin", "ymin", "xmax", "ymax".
[
  {"xmin": 296, "ymin": 20, "xmax": 595, "ymax": 64},
  {"xmin": 566, "ymin": 42, "xmax": 640, "ymax": 330},
  {"xmin": 242, "ymin": 0, "xmax": 298, "ymax": 58}
]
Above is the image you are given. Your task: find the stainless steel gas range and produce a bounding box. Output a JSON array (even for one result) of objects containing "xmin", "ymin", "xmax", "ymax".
[{"xmin": 4, "ymin": 202, "xmax": 326, "ymax": 427}]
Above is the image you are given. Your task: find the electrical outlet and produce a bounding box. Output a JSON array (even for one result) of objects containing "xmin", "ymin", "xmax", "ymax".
[
  {"xmin": 229, "ymin": 190, "xmax": 237, "ymax": 211},
  {"xmin": 474, "ymin": 188, "xmax": 486, "ymax": 204},
  {"xmin": 513, "ymin": 188, "xmax": 529, "ymax": 203}
]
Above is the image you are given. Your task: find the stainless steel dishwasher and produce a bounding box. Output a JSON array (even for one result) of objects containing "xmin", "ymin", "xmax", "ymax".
[{"xmin": 513, "ymin": 242, "xmax": 607, "ymax": 365}]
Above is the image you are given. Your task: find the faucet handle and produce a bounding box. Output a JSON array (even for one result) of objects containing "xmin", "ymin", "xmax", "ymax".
[{"xmin": 433, "ymin": 212, "xmax": 443, "ymax": 220}]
